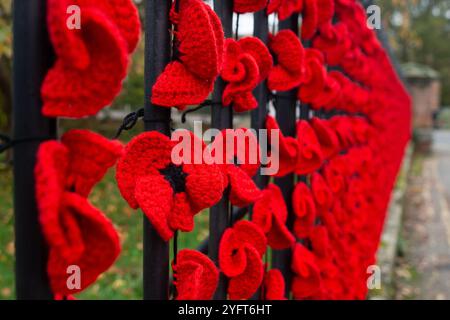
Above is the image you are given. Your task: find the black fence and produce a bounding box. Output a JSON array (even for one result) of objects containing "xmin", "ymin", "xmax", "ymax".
[{"xmin": 11, "ymin": 0, "xmax": 400, "ymax": 300}]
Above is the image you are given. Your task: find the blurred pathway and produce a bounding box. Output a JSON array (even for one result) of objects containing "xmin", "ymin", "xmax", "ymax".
[{"xmin": 395, "ymin": 130, "xmax": 450, "ymax": 299}]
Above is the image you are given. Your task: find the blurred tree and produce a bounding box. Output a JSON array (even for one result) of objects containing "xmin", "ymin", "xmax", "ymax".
[
  {"xmin": 377, "ymin": 0, "xmax": 450, "ymax": 105},
  {"xmin": 0, "ymin": 0, "xmax": 12, "ymax": 132}
]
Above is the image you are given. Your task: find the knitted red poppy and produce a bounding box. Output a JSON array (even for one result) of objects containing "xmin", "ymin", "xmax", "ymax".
[
  {"xmin": 267, "ymin": 0, "xmax": 303, "ymax": 21},
  {"xmin": 309, "ymin": 118, "xmax": 339, "ymax": 160},
  {"xmin": 313, "ymin": 22, "xmax": 351, "ymax": 66},
  {"xmin": 151, "ymin": 0, "xmax": 224, "ymax": 109},
  {"xmin": 266, "ymin": 115, "xmax": 299, "ymax": 177},
  {"xmin": 322, "ymin": 157, "xmax": 347, "ymax": 196},
  {"xmin": 297, "ymin": 49, "xmax": 327, "ymax": 108},
  {"xmin": 252, "ymin": 184, "xmax": 295, "ymax": 249},
  {"xmin": 35, "ymin": 130, "xmax": 122, "ymax": 296},
  {"xmin": 310, "ymin": 172, "xmax": 333, "ymax": 213},
  {"xmin": 292, "ymin": 182, "xmax": 316, "ymax": 238},
  {"xmin": 209, "ymin": 129, "xmax": 262, "ymax": 207},
  {"xmin": 264, "ymin": 269, "xmax": 286, "ymax": 300},
  {"xmin": 300, "ymin": 0, "xmax": 318, "ymax": 40},
  {"xmin": 234, "ymin": 0, "xmax": 267, "ymax": 14},
  {"xmin": 173, "ymin": 249, "xmax": 219, "ymax": 300},
  {"xmin": 291, "ymin": 243, "xmax": 321, "ymax": 299},
  {"xmin": 116, "ymin": 131, "xmax": 225, "ymax": 241},
  {"xmin": 42, "ymin": 0, "xmax": 140, "ymax": 118},
  {"xmin": 267, "ymin": 30, "xmax": 305, "ymax": 92},
  {"xmin": 219, "ymin": 220, "xmax": 267, "ymax": 300},
  {"xmin": 329, "ymin": 116, "xmax": 356, "ymax": 149},
  {"xmin": 295, "ymin": 120, "xmax": 324, "ymax": 175},
  {"xmin": 222, "ymin": 37, "xmax": 272, "ymax": 112}
]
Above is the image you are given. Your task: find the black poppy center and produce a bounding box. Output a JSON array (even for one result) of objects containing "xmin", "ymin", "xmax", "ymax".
[{"xmin": 159, "ymin": 163, "xmax": 187, "ymax": 194}]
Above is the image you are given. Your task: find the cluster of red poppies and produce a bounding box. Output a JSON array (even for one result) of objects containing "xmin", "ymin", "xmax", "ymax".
[{"xmin": 36, "ymin": 0, "xmax": 410, "ymax": 300}]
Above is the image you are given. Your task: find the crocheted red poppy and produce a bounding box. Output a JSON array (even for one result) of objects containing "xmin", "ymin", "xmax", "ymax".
[
  {"xmin": 266, "ymin": 115, "xmax": 299, "ymax": 177},
  {"xmin": 173, "ymin": 249, "xmax": 219, "ymax": 300},
  {"xmin": 295, "ymin": 120, "xmax": 324, "ymax": 175},
  {"xmin": 219, "ymin": 221, "xmax": 267, "ymax": 300},
  {"xmin": 222, "ymin": 37, "xmax": 272, "ymax": 112},
  {"xmin": 310, "ymin": 172, "xmax": 333, "ymax": 213},
  {"xmin": 309, "ymin": 118, "xmax": 339, "ymax": 160},
  {"xmin": 300, "ymin": 0, "xmax": 318, "ymax": 40},
  {"xmin": 252, "ymin": 184, "xmax": 295, "ymax": 249},
  {"xmin": 116, "ymin": 131, "xmax": 225, "ymax": 241},
  {"xmin": 292, "ymin": 182, "xmax": 316, "ymax": 238},
  {"xmin": 313, "ymin": 22, "xmax": 351, "ymax": 66},
  {"xmin": 209, "ymin": 129, "xmax": 262, "ymax": 207},
  {"xmin": 322, "ymin": 157, "xmax": 347, "ymax": 196},
  {"xmin": 234, "ymin": 0, "xmax": 267, "ymax": 14},
  {"xmin": 61, "ymin": 130, "xmax": 123, "ymax": 197},
  {"xmin": 297, "ymin": 49, "xmax": 327, "ymax": 107},
  {"xmin": 267, "ymin": 0, "xmax": 303, "ymax": 21},
  {"xmin": 267, "ymin": 30, "xmax": 305, "ymax": 92},
  {"xmin": 42, "ymin": 0, "xmax": 140, "ymax": 118},
  {"xmin": 264, "ymin": 269, "xmax": 286, "ymax": 300},
  {"xmin": 291, "ymin": 243, "xmax": 321, "ymax": 299},
  {"xmin": 151, "ymin": 0, "xmax": 224, "ymax": 109},
  {"xmin": 35, "ymin": 131, "xmax": 122, "ymax": 296},
  {"xmin": 329, "ymin": 116, "xmax": 356, "ymax": 149}
]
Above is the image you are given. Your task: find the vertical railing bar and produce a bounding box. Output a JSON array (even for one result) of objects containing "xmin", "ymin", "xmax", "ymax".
[
  {"xmin": 271, "ymin": 14, "xmax": 299, "ymax": 298},
  {"xmin": 143, "ymin": 0, "xmax": 172, "ymax": 300},
  {"xmin": 209, "ymin": 0, "xmax": 233, "ymax": 300},
  {"xmin": 12, "ymin": 0, "xmax": 56, "ymax": 300},
  {"xmin": 251, "ymin": 10, "xmax": 270, "ymax": 191}
]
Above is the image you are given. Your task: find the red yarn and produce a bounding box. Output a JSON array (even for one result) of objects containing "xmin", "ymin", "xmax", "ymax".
[
  {"xmin": 233, "ymin": 0, "xmax": 267, "ymax": 13},
  {"xmin": 267, "ymin": 0, "xmax": 303, "ymax": 21},
  {"xmin": 309, "ymin": 118, "xmax": 339, "ymax": 160},
  {"xmin": 219, "ymin": 221, "xmax": 267, "ymax": 300},
  {"xmin": 292, "ymin": 182, "xmax": 316, "ymax": 238},
  {"xmin": 264, "ymin": 269, "xmax": 286, "ymax": 300},
  {"xmin": 311, "ymin": 172, "xmax": 333, "ymax": 213},
  {"xmin": 297, "ymin": 49, "xmax": 327, "ymax": 108},
  {"xmin": 291, "ymin": 243, "xmax": 321, "ymax": 299},
  {"xmin": 295, "ymin": 120, "xmax": 324, "ymax": 175},
  {"xmin": 267, "ymin": 30, "xmax": 305, "ymax": 91},
  {"xmin": 300, "ymin": 0, "xmax": 318, "ymax": 40},
  {"xmin": 173, "ymin": 249, "xmax": 219, "ymax": 300},
  {"xmin": 35, "ymin": 130, "xmax": 122, "ymax": 296},
  {"xmin": 266, "ymin": 115, "xmax": 299, "ymax": 177},
  {"xmin": 116, "ymin": 131, "xmax": 225, "ymax": 241},
  {"xmin": 42, "ymin": 0, "xmax": 140, "ymax": 118},
  {"xmin": 151, "ymin": 0, "xmax": 224, "ymax": 109},
  {"xmin": 209, "ymin": 129, "xmax": 262, "ymax": 207},
  {"xmin": 222, "ymin": 37, "xmax": 272, "ymax": 112},
  {"xmin": 252, "ymin": 184, "xmax": 295, "ymax": 250}
]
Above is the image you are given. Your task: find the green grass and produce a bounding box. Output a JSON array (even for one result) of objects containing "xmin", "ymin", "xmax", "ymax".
[{"xmin": 0, "ymin": 160, "xmax": 209, "ymax": 300}]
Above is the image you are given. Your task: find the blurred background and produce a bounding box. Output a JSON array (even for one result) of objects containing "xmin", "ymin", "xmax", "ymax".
[{"xmin": 0, "ymin": 0, "xmax": 449, "ymax": 299}]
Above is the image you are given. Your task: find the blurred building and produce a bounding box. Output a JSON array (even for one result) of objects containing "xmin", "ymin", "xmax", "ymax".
[{"xmin": 402, "ymin": 62, "xmax": 441, "ymax": 153}]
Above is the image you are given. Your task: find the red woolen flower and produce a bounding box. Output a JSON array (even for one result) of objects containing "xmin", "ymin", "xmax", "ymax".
[
  {"xmin": 42, "ymin": 0, "xmax": 140, "ymax": 118},
  {"xmin": 222, "ymin": 37, "xmax": 272, "ymax": 112},
  {"xmin": 295, "ymin": 120, "xmax": 324, "ymax": 175},
  {"xmin": 267, "ymin": 0, "xmax": 303, "ymax": 21},
  {"xmin": 209, "ymin": 129, "xmax": 262, "ymax": 207},
  {"xmin": 35, "ymin": 130, "xmax": 123, "ymax": 296},
  {"xmin": 329, "ymin": 116, "xmax": 356, "ymax": 149},
  {"xmin": 322, "ymin": 156, "xmax": 347, "ymax": 196},
  {"xmin": 267, "ymin": 30, "xmax": 305, "ymax": 92},
  {"xmin": 311, "ymin": 172, "xmax": 333, "ymax": 213},
  {"xmin": 151, "ymin": 0, "xmax": 224, "ymax": 109},
  {"xmin": 234, "ymin": 0, "xmax": 267, "ymax": 13},
  {"xmin": 252, "ymin": 184, "xmax": 295, "ymax": 249},
  {"xmin": 317, "ymin": 0, "xmax": 335, "ymax": 26},
  {"xmin": 313, "ymin": 22, "xmax": 351, "ymax": 66},
  {"xmin": 292, "ymin": 181, "xmax": 316, "ymax": 238},
  {"xmin": 173, "ymin": 249, "xmax": 219, "ymax": 300},
  {"xmin": 291, "ymin": 243, "xmax": 322, "ymax": 299},
  {"xmin": 309, "ymin": 117, "xmax": 339, "ymax": 159},
  {"xmin": 264, "ymin": 269, "xmax": 287, "ymax": 300},
  {"xmin": 266, "ymin": 115, "xmax": 299, "ymax": 177},
  {"xmin": 219, "ymin": 221, "xmax": 267, "ymax": 300},
  {"xmin": 116, "ymin": 131, "xmax": 225, "ymax": 241},
  {"xmin": 297, "ymin": 49, "xmax": 327, "ymax": 107},
  {"xmin": 300, "ymin": 0, "xmax": 318, "ymax": 40}
]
